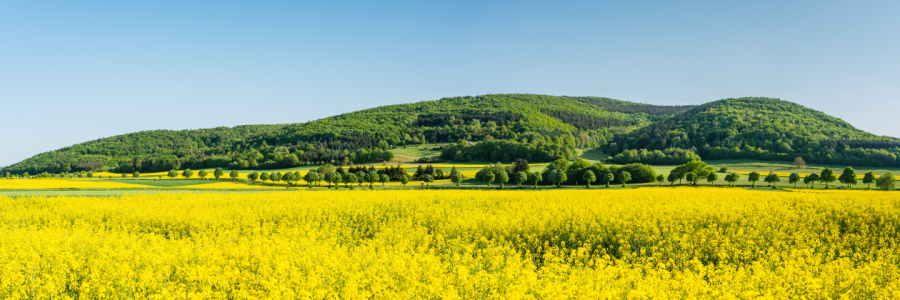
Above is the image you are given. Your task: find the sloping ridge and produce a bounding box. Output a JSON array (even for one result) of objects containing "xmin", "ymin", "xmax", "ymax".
[
  {"xmin": 3, "ymin": 94, "xmax": 677, "ymax": 175},
  {"xmin": 4, "ymin": 95, "xmax": 898, "ymax": 175},
  {"xmin": 609, "ymin": 97, "xmax": 899, "ymax": 166}
]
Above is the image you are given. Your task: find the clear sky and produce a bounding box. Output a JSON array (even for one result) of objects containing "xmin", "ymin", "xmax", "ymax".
[{"xmin": 1, "ymin": 0, "xmax": 898, "ymax": 167}]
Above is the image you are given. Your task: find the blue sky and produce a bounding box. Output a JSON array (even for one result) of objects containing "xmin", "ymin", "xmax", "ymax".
[{"xmin": 1, "ymin": 0, "xmax": 898, "ymax": 167}]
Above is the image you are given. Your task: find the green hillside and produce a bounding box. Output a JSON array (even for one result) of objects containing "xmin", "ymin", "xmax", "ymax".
[
  {"xmin": 4, "ymin": 95, "xmax": 897, "ymax": 176},
  {"xmin": 607, "ymin": 97, "xmax": 900, "ymax": 167},
  {"xmin": 4, "ymin": 94, "xmax": 690, "ymax": 175}
]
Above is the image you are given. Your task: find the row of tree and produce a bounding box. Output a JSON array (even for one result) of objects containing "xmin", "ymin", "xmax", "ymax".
[{"xmin": 660, "ymin": 161, "xmax": 896, "ymax": 190}]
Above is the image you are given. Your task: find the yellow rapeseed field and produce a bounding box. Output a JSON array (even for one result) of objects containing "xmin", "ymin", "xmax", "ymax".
[
  {"xmin": 0, "ymin": 188, "xmax": 898, "ymax": 299},
  {"xmin": 0, "ymin": 179, "xmax": 148, "ymax": 189}
]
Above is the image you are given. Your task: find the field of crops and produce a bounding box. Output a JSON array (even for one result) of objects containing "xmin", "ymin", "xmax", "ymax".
[{"xmin": 1, "ymin": 188, "xmax": 898, "ymax": 298}]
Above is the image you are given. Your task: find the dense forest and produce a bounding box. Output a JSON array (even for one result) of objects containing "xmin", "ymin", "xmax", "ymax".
[
  {"xmin": 3, "ymin": 95, "xmax": 898, "ymax": 175},
  {"xmin": 3, "ymin": 94, "xmax": 669, "ymax": 175},
  {"xmin": 608, "ymin": 97, "xmax": 900, "ymax": 167}
]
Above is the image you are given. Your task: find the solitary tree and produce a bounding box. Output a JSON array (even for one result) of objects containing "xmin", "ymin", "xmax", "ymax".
[
  {"xmin": 876, "ymin": 172, "xmax": 895, "ymax": 190},
  {"xmin": 820, "ymin": 168, "xmax": 837, "ymax": 189},
  {"xmin": 748, "ymin": 172, "xmax": 760, "ymax": 188},
  {"xmin": 87, "ymin": 172, "xmax": 93, "ymax": 179},
  {"xmin": 214, "ymin": 167, "xmax": 224, "ymax": 181},
  {"xmin": 582, "ymin": 170, "xmax": 596, "ymax": 188},
  {"xmin": 168, "ymin": 170, "xmax": 179, "ymax": 179},
  {"xmin": 863, "ymin": 172, "xmax": 877, "ymax": 190},
  {"xmin": 198, "ymin": 170, "xmax": 208, "ymax": 180},
  {"xmin": 619, "ymin": 171, "xmax": 631, "ymax": 188},
  {"xmin": 496, "ymin": 171, "xmax": 510, "ymax": 188},
  {"xmin": 400, "ymin": 175, "xmax": 410, "ymax": 186},
  {"xmin": 182, "ymin": 169, "xmax": 193, "ymax": 180},
  {"xmin": 249, "ymin": 172, "xmax": 260, "ymax": 183},
  {"xmin": 707, "ymin": 172, "xmax": 718, "ymax": 186},
  {"xmin": 839, "ymin": 166, "xmax": 857, "ymax": 189},
  {"xmin": 793, "ymin": 157, "xmax": 806, "ymax": 168},
  {"xmin": 529, "ymin": 172, "xmax": 542, "ymax": 189},
  {"xmin": 230, "ymin": 170, "xmax": 239, "ymax": 181},
  {"xmin": 515, "ymin": 172, "xmax": 527, "ymax": 187},
  {"xmin": 379, "ymin": 174, "xmax": 390, "ymax": 186},
  {"xmin": 789, "ymin": 173, "xmax": 801, "ymax": 188},
  {"xmin": 133, "ymin": 171, "xmax": 140, "ymax": 178},
  {"xmin": 424, "ymin": 174, "xmax": 434, "ymax": 186}
]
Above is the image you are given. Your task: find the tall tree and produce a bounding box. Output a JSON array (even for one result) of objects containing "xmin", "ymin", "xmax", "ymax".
[
  {"xmin": 198, "ymin": 170, "xmax": 208, "ymax": 180},
  {"xmin": 481, "ymin": 172, "xmax": 494, "ymax": 186},
  {"xmin": 496, "ymin": 171, "xmax": 509, "ymax": 188},
  {"xmin": 529, "ymin": 172, "xmax": 542, "ymax": 189},
  {"xmin": 365, "ymin": 171, "xmax": 378, "ymax": 188},
  {"xmin": 230, "ymin": 170, "xmax": 239, "ymax": 181},
  {"xmin": 343, "ymin": 173, "xmax": 357, "ymax": 187},
  {"xmin": 667, "ymin": 172, "xmax": 678, "ymax": 186},
  {"xmin": 515, "ymin": 171, "xmax": 527, "ymax": 187},
  {"xmin": 379, "ymin": 174, "xmax": 390, "ymax": 186},
  {"xmin": 820, "ymin": 168, "xmax": 837, "ymax": 189},
  {"xmin": 214, "ymin": 167, "xmax": 224, "ymax": 181},
  {"xmin": 707, "ymin": 172, "xmax": 718, "ymax": 186},
  {"xmin": 862, "ymin": 172, "xmax": 877, "ymax": 190},
  {"xmin": 182, "ymin": 169, "xmax": 193, "ymax": 180},
  {"xmin": 765, "ymin": 173, "xmax": 781, "ymax": 188},
  {"xmin": 331, "ymin": 172, "xmax": 342, "ymax": 187},
  {"xmin": 685, "ymin": 172, "xmax": 697, "ymax": 185},
  {"xmin": 793, "ymin": 157, "xmax": 806, "ymax": 168},
  {"xmin": 748, "ymin": 172, "xmax": 760, "ymax": 188},
  {"xmin": 619, "ymin": 171, "xmax": 631, "ymax": 187},
  {"xmin": 789, "ymin": 173, "xmax": 801, "ymax": 188},
  {"xmin": 249, "ymin": 172, "xmax": 260, "ymax": 183},
  {"xmin": 282, "ymin": 172, "xmax": 295, "ymax": 186},
  {"xmin": 451, "ymin": 173, "xmax": 464, "ymax": 186},
  {"xmin": 876, "ymin": 172, "xmax": 895, "ymax": 190},
  {"xmin": 807, "ymin": 173, "xmax": 819, "ymax": 188},
  {"xmin": 423, "ymin": 174, "xmax": 434, "ymax": 186},
  {"xmin": 839, "ymin": 166, "xmax": 857, "ymax": 188},
  {"xmin": 582, "ymin": 170, "xmax": 596, "ymax": 188},
  {"xmin": 604, "ymin": 173, "xmax": 615, "ymax": 188},
  {"xmin": 656, "ymin": 174, "xmax": 665, "ymax": 186}
]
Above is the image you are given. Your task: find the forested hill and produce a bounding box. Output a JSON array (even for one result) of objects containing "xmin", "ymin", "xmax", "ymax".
[
  {"xmin": 4, "ymin": 95, "xmax": 898, "ymax": 176},
  {"xmin": 3, "ymin": 94, "xmax": 692, "ymax": 175},
  {"xmin": 606, "ymin": 97, "xmax": 900, "ymax": 167}
]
